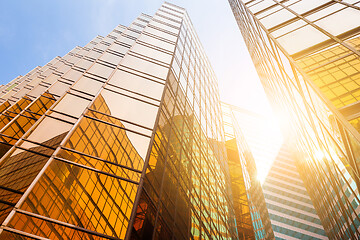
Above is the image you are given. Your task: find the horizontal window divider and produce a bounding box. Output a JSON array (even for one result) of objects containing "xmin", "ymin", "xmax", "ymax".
[
  {"xmin": 84, "ymin": 115, "xmax": 152, "ymax": 138},
  {"xmin": 39, "ymin": 93, "xmax": 57, "ymax": 101},
  {"xmin": 100, "ymin": 41, "xmax": 111, "ymax": 46},
  {"xmin": 0, "ymin": 199, "xmax": 16, "ymax": 207},
  {"xmin": 137, "ymin": 40, "xmax": 173, "ymax": 55},
  {"xmin": 122, "ymin": 34, "xmax": 138, "ymax": 41},
  {"xmin": 130, "ymin": 50, "xmax": 171, "ymax": 67},
  {"xmin": 158, "ymin": 7, "xmax": 183, "ymax": 19},
  {"xmin": 9, "ymin": 99, "xmax": 19, "ymax": 104},
  {"xmin": 253, "ymin": 3, "xmax": 278, "ymax": 16},
  {"xmin": 0, "ymin": 185, "xmax": 24, "ymax": 195},
  {"xmin": 22, "ymin": 95, "xmax": 37, "ymax": 101},
  {"xmin": 97, "ymin": 60, "xmax": 117, "ymax": 69},
  {"xmin": 15, "ymin": 145, "xmax": 53, "ymax": 158},
  {"xmin": 132, "ymin": 22, "xmax": 146, "ymax": 28},
  {"xmin": 105, "ymin": 83, "xmax": 161, "ymax": 104},
  {"xmin": 58, "ymin": 78, "xmax": 75, "ymax": 85},
  {"xmin": 8, "ymin": 112, "xmax": 38, "ymax": 121},
  {"xmin": 67, "ymin": 91, "xmax": 93, "ymax": 102},
  {"xmin": 72, "ymin": 66, "xmax": 86, "ymax": 72},
  {"xmin": 0, "ymin": 133, "xmax": 19, "ymax": 142},
  {"xmin": 127, "ymin": 28, "xmax": 142, "ymax": 35},
  {"xmin": 84, "ymin": 56, "xmax": 96, "ymax": 62},
  {"xmin": 117, "ymin": 66, "xmax": 166, "ymax": 85},
  {"xmin": 70, "ymin": 88, "xmax": 96, "ymax": 98},
  {"xmin": 54, "ymin": 156, "xmax": 140, "ymax": 185},
  {"xmin": 103, "ymin": 86, "xmax": 160, "ymax": 108},
  {"xmin": 155, "ymin": 12, "xmax": 182, "ymax": 25},
  {"xmin": 128, "ymin": 51, "xmax": 170, "ymax": 68},
  {"xmin": 24, "ymin": 110, "xmax": 43, "ymax": 117},
  {"xmin": 114, "ymin": 40, "xmax": 132, "ymax": 48},
  {"xmin": 1, "ymin": 226, "xmax": 49, "ymax": 240},
  {"xmin": 14, "ymin": 209, "xmax": 121, "ymax": 240},
  {"xmin": 83, "ymin": 72, "xmax": 108, "ymax": 82},
  {"xmin": 87, "ymin": 108, "xmax": 154, "ymax": 131},
  {"xmin": 48, "ymin": 109, "xmax": 78, "ymax": 120},
  {"xmin": 44, "ymin": 113, "xmax": 77, "ymax": 125},
  {"xmin": 90, "ymin": 48, "xmax": 104, "ymax": 55},
  {"xmin": 106, "ymin": 49, "xmax": 125, "ymax": 58},
  {"xmin": 39, "ymin": 83, "xmax": 50, "ymax": 88},
  {"xmin": 96, "ymin": 60, "xmax": 116, "ymax": 69},
  {"xmin": 60, "ymin": 146, "xmax": 142, "ymax": 174},
  {"xmin": 152, "ymin": 17, "xmax": 180, "ymax": 30},
  {"xmin": 20, "ymin": 138, "xmax": 58, "ymax": 150},
  {"xmin": 142, "ymin": 31, "xmax": 176, "ymax": 45},
  {"xmin": 136, "ymin": 40, "xmax": 173, "ymax": 55},
  {"xmin": 121, "ymin": 69, "xmax": 166, "ymax": 89}
]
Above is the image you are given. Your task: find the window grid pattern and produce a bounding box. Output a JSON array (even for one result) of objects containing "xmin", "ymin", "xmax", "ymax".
[{"xmin": 229, "ymin": 0, "xmax": 360, "ymax": 238}]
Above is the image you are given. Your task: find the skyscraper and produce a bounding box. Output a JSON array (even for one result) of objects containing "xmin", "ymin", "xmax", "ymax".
[
  {"xmin": 229, "ymin": 0, "xmax": 360, "ymax": 238},
  {"xmin": 263, "ymin": 144, "xmax": 327, "ymax": 239},
  {"xmin": 0, "ymin": 3, "xmax": 242, "ymax": 239},
  {"xmin": 222, "ymin": 103, "xmax": 274, "ymax": 240},
  {"xmin": 222, "ymin": 103, "xmax": 328, "ymax": 239}
]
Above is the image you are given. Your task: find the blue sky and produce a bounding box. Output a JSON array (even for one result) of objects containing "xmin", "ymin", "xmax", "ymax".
[{"xmin": 0, "ymin": 0, "xmax": 272, "ymax": 113}]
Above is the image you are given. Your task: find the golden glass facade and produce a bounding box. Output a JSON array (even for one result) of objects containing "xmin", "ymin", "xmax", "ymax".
[
  {"xmin": 0, "ymin": 2, "xmax": 252, "ymax": 240},
  {"xmin": 222, "ymin": 103, "xmax": 274, "ymax": 240},
  {"xmin": 229, "ymin": 0, "xmax": 360, "ymax": 239}
]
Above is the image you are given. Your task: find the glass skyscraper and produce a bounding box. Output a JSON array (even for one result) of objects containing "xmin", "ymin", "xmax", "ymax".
[
  {"xmin": 222, "ymin": 103, "xmax": 327, "ymax": 239},
  {"xmin": 229, "ymin": 0, "xmax": 360, "ymax": 238},
  {"xmin": 0, "ymin": 3, "xmax": 242, "ymax": 239},
  {"xmin": 223, "ymin": 103, "xmax": 274, "ymax": 240}
]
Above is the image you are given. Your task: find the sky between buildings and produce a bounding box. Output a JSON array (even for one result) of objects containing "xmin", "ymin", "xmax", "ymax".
[{"xmin": 0, "ymin": 0, "xmax": 272, "ymax": 114}]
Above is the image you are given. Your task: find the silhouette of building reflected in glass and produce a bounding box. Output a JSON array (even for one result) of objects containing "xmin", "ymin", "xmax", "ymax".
[{"xmin": 0, "ymin": 3, "xmax": 250, "ymax": 240}]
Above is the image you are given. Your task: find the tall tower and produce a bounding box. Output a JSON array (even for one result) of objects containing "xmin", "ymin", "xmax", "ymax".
[
  {"xmin": 222, "ymin": 103, "xmax": 274, "ymax": 240},
  {"xmin": 223, "ymin": 103, "xmax": 328, "ymax": 239},
  {"xmin": 0, "ymin": 3, "xmax": 241, "ymax": 239},
  {"xmin": 229, "ymin": 0, "xmax": 360, "ymax": 238}
]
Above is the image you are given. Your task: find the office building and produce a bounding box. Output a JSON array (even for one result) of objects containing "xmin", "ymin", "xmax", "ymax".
[
  {"xmin": 222, "ymin": 103, "xmax": 274, "ymax": 240},
  {"xmin": 224, "ymin": 105, "xmax": 283, "ymax": 184},
  {"xmin": 229, "ymin": 0, "xmax": 360, "ymax": 238},
  {"xmin": 263, "ymin": 144, "xmax": 327, "ymax": 239},
  {"xmin": 0, "ymin": 3, "xmax": 243, "ymax": 239},
  {"xmin": 223, "ymin": 103, "xmax": 328, "ymax": 239}
]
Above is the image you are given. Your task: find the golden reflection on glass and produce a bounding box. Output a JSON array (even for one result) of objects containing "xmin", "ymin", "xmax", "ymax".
[
  {"xmin": 226, "ymin": 138, "xmax": 255, "ymax": 239},
  {"xmin": 0, "ymin": 97, "xmax": 32, "ymax": 129},
  {"xmin": 11, "ymin": 160, "xmax": 137, "ymax": 239}
]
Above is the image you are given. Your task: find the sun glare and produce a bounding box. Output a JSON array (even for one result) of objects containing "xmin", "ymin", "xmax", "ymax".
[{"xmin": 232, "ymin": 108, "xmax": 284, "ymax": 184}]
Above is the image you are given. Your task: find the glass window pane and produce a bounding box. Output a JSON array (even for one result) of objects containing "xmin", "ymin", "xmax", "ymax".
[
  {"xmin": 18, "ymin": 160, "xmax": 138, "ymax": 239},
  {"xmin": 131, "ymin": 43, "xmax": 172, "ymax": 64},
  {"xmin": 108, "ymin": 69, "xmax": 165, "ymax": 100},
  {"xmin": 87, "ymin": 63, "xmax": 114, "ymax": 79},
  {"xmin": 277, "ymin": 25, "xmax": 329, "ymax": 54},
  {"xmin": 260, "ymin": 9, "xmax": 296, "ymax": 29},
  {"xmin": 120, "ymin": 54, "xmax": 169, "ymax": 80},
  {"xmin": 288, "ymin": 0, "xmax": 330, "ymax": 15},
  {"xmin": 315, "ymin": 7, "xmax": 360, "ymax": 36},
  {"xmin": 92, "ymin": 89, "xmax": 159, "ymax": 129},
  {"xmin": 271, "ymin": 20, "xmax": 307, "ymax": 38},
  {"xmin": 53, "ymin": 93, "xmax": 90, "ymax": 118},
  {"xmin": 73, "ymin": 76, "xmax": 103, "ymax": 96}
]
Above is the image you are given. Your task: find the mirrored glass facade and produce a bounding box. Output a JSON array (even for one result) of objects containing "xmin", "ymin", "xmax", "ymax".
[
  {"xmin": 222, "ymin": 103, "xmax": 274, "ymax": 240},
  {"xmin": 229, "ymin": 0, "xmax": 360, "ymax": 238},
  {"xmin": 0, "ymin": 3, "xmax": 245, "ymax": 239},
  {"xmin": 223, "ymin": 103, "xmax": 327, "ymax": 239}
]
